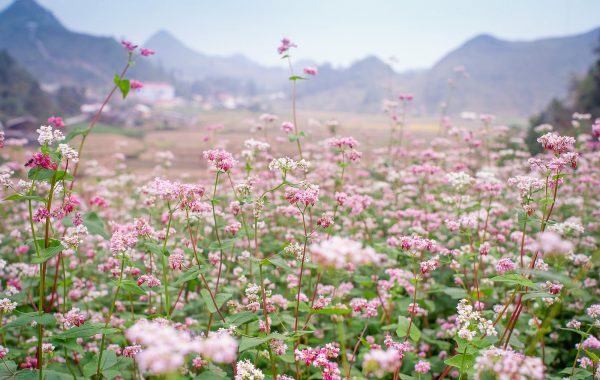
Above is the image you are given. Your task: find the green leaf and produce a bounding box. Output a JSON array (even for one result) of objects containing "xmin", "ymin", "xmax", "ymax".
[
  {"xmin": 54, "ymin": 323, "xmax": 118, "ymax": 340},
  {"xmin": 201, "ymin": 290, "xmax": 231, "ymax": 314},
  {"xmin": 261, "ymin": 256, "xmax": 291, "ymax": 271},
  {"xmin": 208, "ymin": 238, "xmax": 235, "ymax": 251},
  {"xmin": 28, "ymin": 167, "xmax": 56, "ymax": 181},
  {"xmin": 559, "ymin": 328, "xmax": 590, "ymax": 338},
  {"xmin": 33, "ymin": 313, "xmax": 56, "ymax": 326},
  {"xmin": 440, "ymin": 287, "xmax": 467, "ymax": 299},
  {"xmin": 396, "ymin": 315, "xmax": 421, "ymax": 342},
  {"xmin": 491, "ymin": 273, "xmax": 536, "ymax": 288},
  {"xmin": 444, "ymin": 353, "xmax": 475, "ymax": 370},
  {"xmin": 310, "ymin": 307, "xmax": 351, "ymax": 315},
  {"xmin": 0, "ymin": 312, "xmax": 36, "ymax": 330},
  {"xmin": 288, "ymin": 75, "xmax": 306, "ymax": 81},
  {"xmin": 64, "ymin": 126, "xmax": 90, "ymax": 143},
  {"xmin": 32, "ymin": 243, "xmax": 64, "ymax": 264},
  {"xmin": 173, "ymin": 268, "xmax": 203, "ymax": 286},
  {"xmin": 114, "ymin": 74, "xmax": 130, "ymax": 99},
  {"xmin": 238, "ymin": 333, "xmax": 285, "ymax": 352},
  {"xmin": 225, "ymin": 311, "xmax": 257, "ymax": 327},
  {"xmin": 118, "ymin": 280, "xmax": 146, "ymax": 295},
  {"xmin": 82, "ymin": 211, "xmax": 109, "ymax": 238},
  {"xmin": 238, "ymin": 336, "xmax": 271, "ymax": 352},
  {"xmin": 3, "ymin": 194, "xmax": 46, "ymax": 202}
]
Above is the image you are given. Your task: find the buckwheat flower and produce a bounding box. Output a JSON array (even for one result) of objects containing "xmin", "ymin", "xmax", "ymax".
[
  {"xmin": 456, "ymin": 299, "xmax": 497, "ymax": 340},
  {"xmin": 140, "ymin": 47, "xmax": 155, "ymax": 57},
  {"xmin": 534, "ymin": 231, "xmax": 573, "ymax": 255},
  {"xmin": 58, "ymin": 143, "xmax": 79, "ymax": 163},
  {"xmin": 62, "ymin": 224, "xmax": 88, "ymax": 250},
  {"xmin": 414, "ymin": 360, "xmax": 431, "ymax": 374},
  {"xmin": 447, "ymin": 171, "xmax": 474, "ymax": 192},
  {"xmin": 64, "ymin": 307, "xmax": 86, "ymax": 328},
  {"xmin": 199, "ymin": 331, "xmax": 238, "ymax": 363},
  {"xmin": 36, "ymin": 125, "xmax": 55, "ymax": 145},
  {"xmin": 235, "ymin": 359, "xmax": 265, "ymax": 380},
  {"xmin": 508, "ymin": 175, "xmax": 545, "ymax": 199},
  {"xmin": 244, "ymin": 138, "xmax": 270, "ymax": 152},
  {"xmin": 399, "ymin": 94, "xmax": 414, "ymax": 101},
  {"xmin": 310, "ymin": 236, "xmax": 381, "ymax": 269},
  {"xmin": 537, "ymin": 132, "xmax": 575, "ymax": 154},
  {"xmin": 168, "ymin": 249, "xmax": 185, "ymax": 270},
  {"xmin": 474, "ymin": 348, "xmax": 544, "ymax": 380},
  {"xmin": 496, "ymin": 257, "xmax": 516, "ymax": 274},
  {"xmin": 586, "ymin": 304, "xmax": 600, "ymax": 319},
  {"xmin": 269, "ymin": 339, "xmax": 287, "ymax": 355},
  {"xmin": 303, "ymin": 67, "xmax": 318, "ymax": 76},
  {"xmin": 0, "ymin": 345, "xmax": 8, "ymax": 359},
  {"xmin": 130, "ymin": 80, "xmax": 144, "ymax": 91},
  {"xmin": 138, "ymin": 274, "xmax": 161, "ymax": 288},
  {"xmin": 123, "ymin": 345, "xmax": 142, "ymax": 358},
  {"xmin": 0, "ymin": 130, "xmax": 4, "ymax": 148},
  {"xmin": 42, "ymin": 343, "xmax": 55, "ymax": 353},
  {"xmin": 277, "ymin": 37, "xmax": 296, "ymax": 55},
  {"xmin": 121, "ymin": 40, "xmax": 137, "ymax": 52},
  {"xmin": 362, "ymin": 348, "xmax": 401, "ymax": 377},
  {"xmin": 580, "ymin": 336, "xmax": 600, "ymax": 350},
  {"xmin": 0, "ymin": 298, "xmax": 17, "ymax": 313},
  {"xmin": 47, "ymin": 116, "xmax": 64, "ymax": 128},
  {"xmin": 566, "ymin": 319, "xmax": 581, "ymax": 329},
  {"xmin": 281, "ymin": 121, "xmax": 294, "ymax": 133},
  {"xmin": 316, "ymin": 212, "xmax": 334, "ymax": 228},
  {"xmin": 592, "ymin": 118, "xmax": 600, "ymax": 137},
  {"xmin": 284, "ymin": 182, "xmax": 319, "ymax": 206},
  {"xmin": 203, "ymin": 148, "xmax": 236, "ymax": 172}
]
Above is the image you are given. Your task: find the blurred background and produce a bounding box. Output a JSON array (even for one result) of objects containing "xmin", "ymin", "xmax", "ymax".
[{"xmin": 0, "ymin": 0, "xmax": 599, "ymax": 171}]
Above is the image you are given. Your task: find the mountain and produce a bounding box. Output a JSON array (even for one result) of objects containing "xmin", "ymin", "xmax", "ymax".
[
  {"xmin": 420, "ymin": 29, "xmax": 600, "ymax": 115},
  {"xmin": 1, "ymin": 0, "xmax": 598, "ymax": 117},
  {"xmin": 144, "ymin": 30, "xmax": 284, "ymax": 90},
  {"xmin": 297, "ymin": 29, "xmax": 600, "ymax": 116},
  {"xmin": 0, "ymin": 0, "xmax": 168, "ymax": 86},
  {"xmin": 0, "ymin": 50, "xmax": 55, "ymax": 121}
]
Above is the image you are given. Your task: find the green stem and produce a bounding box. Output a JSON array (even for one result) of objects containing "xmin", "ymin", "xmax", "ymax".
[
  {"xmin": 96, "ymin": 255, "xmax": 126, "ymax": 378},
  {"xmin": 161, "ymin": 203, "xmax": 173, "ymax": 319}
]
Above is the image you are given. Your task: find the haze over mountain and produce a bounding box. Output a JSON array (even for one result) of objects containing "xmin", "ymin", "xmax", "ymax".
[
  {"xmin": 0, "ymin": 0, "xmax": 167, "ymax": 86},
  {"xmin": 1, "ymin": 0, "xmax": 598, "ymax": 117}
]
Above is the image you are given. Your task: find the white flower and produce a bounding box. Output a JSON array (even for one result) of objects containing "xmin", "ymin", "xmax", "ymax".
[
  {"xmin": 58, "ymin": 144, "xmax": 79, "ymax": 163},
  {"xmin": 0, "ymin": 298, "xmax": 17, "ymax": 313}
]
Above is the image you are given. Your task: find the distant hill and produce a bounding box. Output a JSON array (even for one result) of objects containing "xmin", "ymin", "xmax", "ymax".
[
  {"xmin": 420, "ymin": 30, "xmax": 600, "ymax": 115},
  {"xmin": 0, "ymin": 50, "xmax": 55, "ymax": 122},
  {"xmin": 1, "ymin": 0, "xmax": 599, "ymax": 117},
  {"xmin": 298, "ymin": 29, "xmax": 600, "ymax": 116},
  {"xmin": 144, "ymin": 30, "xmax": 284, "ymax": 91},
  {"xmin": 0, "ymin": 0, "xmax": 168, "ymax": 86}
]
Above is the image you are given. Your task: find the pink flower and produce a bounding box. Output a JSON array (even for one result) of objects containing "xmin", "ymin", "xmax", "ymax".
[
  {"xmin": 203, "ymin": 148, "xmax": 236, "ymax": 172},
  {"xmin": 130, "ymin": 80, "xmax": 144, "ymax": 91},
  {"xmin": 140, "ymin": 47, "xmax": 155, "ymax": 57},
  {"xmin": 414, "ymin": 360, "xmax": 431, "ymax": 374},
  {"xmin": 496, "ymin": 257, "xmax": 516, "ymax": 274},
  {"xmin": 25, "ymin": 153, "xmax": 54, "ymax": 170},
  {"xmin": 47, "ymin": 116, "xmax": 64, "ymax": 128},
  {"xmin": 281, "ymin": 121, "xmax": 294, "ymax": 133},
  {"xmin": 121, "ymin": 40, "xmax": 138, "ymax": 52},
  {"xmin": 537, "ymin": 132, "xmax": 575, "ymax": 154},
  {"xmin": 303, "ymin": 67, "xmax": 318, "ymax": 76},
  {"xmin": 592, "ymin": 118, "xmax": 600, "ymax": 138},
  {"xmin": 277, "ymin": 37, "xmax": 297, "ymax": 55},
  {"xmin": 399, "ymin": 94, "xmax": 414, "ymax": 101},
  {"xmin": 64, "ymin": 308, "xmax": 86, "ymax": 328}
]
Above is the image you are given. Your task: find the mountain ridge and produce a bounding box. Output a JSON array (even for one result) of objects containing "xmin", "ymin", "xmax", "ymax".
[{"xmin": 1, "ymin": 0, "xmax": 599, "ymax": 116}]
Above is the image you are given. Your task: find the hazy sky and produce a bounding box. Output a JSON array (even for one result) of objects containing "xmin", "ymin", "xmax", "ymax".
[{"xmin": 2, "ymin": 0, "xmax": 600, "ymax": 70}]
